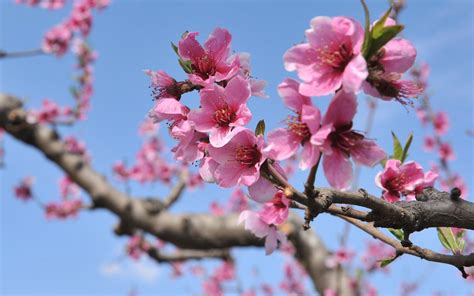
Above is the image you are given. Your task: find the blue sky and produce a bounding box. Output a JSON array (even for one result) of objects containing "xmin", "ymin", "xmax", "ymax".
[{"xmin": 0, "ymin": 0, "xmax": 473, "ymax": 295}]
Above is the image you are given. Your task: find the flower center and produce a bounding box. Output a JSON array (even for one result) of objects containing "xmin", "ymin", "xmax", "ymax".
[
  {"xmin": 192, "ymin": 54, "xmax": 217, "ymax": 80},
  {"xmin": 329, "ymin": 123, "xmax": 364, "ymax": 157},
  {"xmin": 286, "ymin": 115, "xmax": 311, "ymax": 142},
  {"xmin": 386, "ymin": 173, "xmax": 408, "ymax": 192},
  {"xmin": 235, "ymin": 144, "xmax": 261, "ymax": 167},
  {"xmin": 213, "ymin": 105, "xmax": 235, "ymax": 127},
  {"xmin": 318, "ymin": 43, "xmax": 353, "ymax": 71}
]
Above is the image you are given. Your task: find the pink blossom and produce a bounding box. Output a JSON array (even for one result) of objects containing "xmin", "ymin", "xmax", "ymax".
[
  {"xmin": 40, "ymin": 0, "xmax": 65, "ymax": 9},
  {"xmin": 284, "ymin": 16, "xmax": 367, "ymax": 96},
  {"xmin": 207, "ymin": 129, "xmax": 265, "ymax": 188},
  {"xmin": 170, "ymin": 120, "xmax": 206, "ymax": 164},
  {"xmin": 188, "ymin": 75, "xmax": 251, "ymax": 147},
  {"xmin": 42, "ymin": 23, "xmax": 73, "ymax": 56},
  {"xmin": 186, "ymin": 172, "xmax": 204, "ymax": 190},
  {"xmin": 227, "ymin": 188, "xmax": 249, "ymax": 213},
  {"xmin": 238, "ymin": 210, "xmax": 287, "ymax": 255},
  {"xmin": 210, "ymin": 201, "xmax": 225, "ymax": 216},
  {"xmin": 311, "ymin": 91, "xmax": 385, "ymax": 190},
  {"xmin": 279, "ymin": 262, "xmax": 308, "ymax": 295},
  {"xmin": 375, "ymin": 159, "xmax": 438, "ymax": 202},
  {"xmin": 170, "ymin": 262, "xmax": 184, "ymax": 278},
  {"xmin": 138, "ymin": 118, "xmax": 158, "ymax": 136},
  {"xmin": 264, "ymin": 78, "xmax": 321, "ymax": 170},
  {"xmin": 433, "ymin": 112, "xmax": 449, "ymax": 135},
  {"xmin": 416, "ymin": 107, "xmax": 429, "ymax": 125},
  {"xmin": 149, "ymin": 98, "xmax": 189, "ymax": 123},
  {"xmin": 68, "ymin": 0, "xmax": 93, "ymax": 36},
  {"xmin": 325, "ymin": 247, "xmax": 355, "ymax": 268},
  {"xmin": 28, "ymin": 99, "xmax": 61, "ymax": 123},
  {"xmin": 145, "ymin": 70, "xmax": 181, "ymax": 100},
  {"xmin": 178, "ymin": 28, "xmax": 240, "ymax": 87},
  {"xmin": 438, "ymin": 142, "xmax": 455, "ymax": 161},
  {"xmin": 59, "ymin": 176, "xmax": 80, "ymax": 199},
  {"xmin": 258, "ymin": 192, "xmax": 290, "ymax": 225},
  {"xmin": 233, "ymin": 52, "xmax": 268, "ymax": 98},
  {"xmin": 112, "ymin": 161, "xmax": 130, "ymax": 181},
  {"xmin": 214, "ymin": 261, "xmax": 235, "ymax": 281},
  {"xmin": 14, "ymin": 177, "xmax": 35, "ymax": 201},
  {"xmin": 261, "ymin": 284, "xmax": 273, "ymax": 296},
  {"xmin": 410, "ymin": 62, "xmax": 430, "ymax": 89},
  {"xmin": 361, "ymin": 241, "xmax": 395, "ymax": 271},
  {"xmin": 45, "ymin": 199, "xmax": 83, "ymax": 219},
  {"xmin": 126, "ymin": 235, "xmax": 150, "ymax": 260},
  {"xmin": 423, "ymin": 136, "xmax": 436, "ymax": 152},
  {"xmin": 363, "ymin": 20, "xmax": 422, "ymax": 102}
]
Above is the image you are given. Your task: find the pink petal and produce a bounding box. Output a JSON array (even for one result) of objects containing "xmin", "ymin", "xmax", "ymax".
[
  {"xmin": 178, "ymin": 32, "xmax": 205, "ymax": 62},
  {"xmin": 204, "ymin": 27, "xmax": 232, "ymax": 62},
  {"xmin": 351, "ymin": 139, "xmax": 386, "ymax": 167},
  {"xmin": 278, "ymin": 78, "xmax": 311, "ymax": 112},
  {"xmin": 380, "ymin": 38, "xmax": 416, "ymax": 73},
  {"xmin": 300, "ymin": 143, "xmax": 321, "ymax": 170},
  {"xmin": 323, "ymin": 150, "xmax": 353, "ymax": 190},
  {"xmin": 301, "ymin": 104, "xmax": 321, "ymax": 134},
  {"xmin": 283, "ymin": 43, "xmax": 317, "ymax": 73},
  {"xmin": 342, "ymin": 54, "xmax": 368, "ymax": 93},
  {"xmin": 264, "ymin": 128, "xmax": 300, "ymax": 161},
  {"xmin": 248, "ymin": 177, "xmax": 278, "ymax": 203},
  {"xmin": 322, "ymin": 91, "xmax": 357, "ymax": 126},
  {"xmin": 224, "ymin": 76, "xmax": 251, "ymax": 108}
]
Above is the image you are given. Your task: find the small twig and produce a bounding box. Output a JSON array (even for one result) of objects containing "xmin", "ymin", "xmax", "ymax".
[
  {"xmin": 304, "ymin": 154, "xmax": 322, "ymax": 198},
  {"xmin": 0, "ymin": 49, "xmax": 44, "ymax": 59},
  {"xmin": 162, "ymin": 170, "xmax": 189, "ymax": 209}
]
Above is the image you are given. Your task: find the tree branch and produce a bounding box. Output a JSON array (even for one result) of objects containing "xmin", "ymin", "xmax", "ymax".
[{"xmin": 338, "ymin": 215, "xmax": 474, "ymax": 277}]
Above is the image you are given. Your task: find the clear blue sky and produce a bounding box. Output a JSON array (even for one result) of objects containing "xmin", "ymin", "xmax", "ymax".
[{"xmin": 1, "ymin": 0, "xmax": 473, "ymax": 295}]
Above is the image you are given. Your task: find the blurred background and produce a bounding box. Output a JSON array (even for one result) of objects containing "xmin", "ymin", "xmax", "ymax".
[{"xmin": 1, "ymin": 0, "xmax": 473, "ymax": 294}]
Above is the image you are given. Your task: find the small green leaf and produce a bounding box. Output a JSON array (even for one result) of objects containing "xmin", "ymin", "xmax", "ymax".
[
  {"xmin": 391, "ymin": 131, "xmax": 403, "ymax": 161},
  {"xmin": 401, "ymin": 132, "xmax": 413, "ymax": 163},
  {"xmin": 437, "ymin": 227, "xmax": 464, "ymax": 255},
  {"xmin": 366, "ymin": 25, "xmax": 404, "ymax": 59},
  {"xmin": 171, "ymin": 42, "xmax": 179, "ymax": 56},
  {"xmin": 178, "ymin": 59, "xmax": 193, "ymax": 74},
  {"xmin": 379, "ymin": 256, "xmax": 397, "ymax": 268},
  {"xmin": 360, "ymin": 0, "xmax": 372, "ymax": 57},
  {"xmin": 379, "ymin": 158, "xmax": 387, "ymax": 168},
  {"xmin": 255, "ymin": 120, "xmax": 266, "ymax": 136},
  {"xmin": 389, "ymin": 228, "xmax": 404, "ymax": 241},
  {"xmin": 371, "ymin": 6, "xmax": 392, "ymax": 39}
]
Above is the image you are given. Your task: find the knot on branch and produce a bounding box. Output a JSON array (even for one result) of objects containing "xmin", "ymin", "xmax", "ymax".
[{"xmin": 141, "ymin": 198, "xmax": 165, "ymax": 215}]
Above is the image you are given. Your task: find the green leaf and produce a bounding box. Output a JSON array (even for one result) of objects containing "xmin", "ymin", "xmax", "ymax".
[
  {"xmin": 437, "ymin": 227, "xmax": 464, "ymax": 255},
  {"xmin": 171, "ymin": 42, "xmax": 179, "ymax": 56},
  {"xmin": 366, "ymin": 25, "xmax": 404, "ymax": 59},
  {"xmin": 255, "ymin": 120, "xmax": 266, "ymax": 136},
  {"xmin": 391, "ymin": 131, "xmax": 403, "ymax": 161},
  {"xmin": 401, "ymin": 132, "xmax": 413, "ymax": 163},
  {"xmin": 379, "ymin": 256, "xmax": 397, "ymax": 268},
  {"xmin": 360, "ymin": 0, "xmax": 372, "ymax": 57},
  {"xmin": 379, "ymin": 158, "xmax": 387, "ymax": 168},
  {"xmin": 371, "ymin": 7, "xmax": 392, "ymax": 39},
  {"xmin": 178, "ymin": 59, "xmax": 193, "ymax": 74},
  {"xmin": 389, "ymin": 228, "xmax": 404, "ymax": 241}
]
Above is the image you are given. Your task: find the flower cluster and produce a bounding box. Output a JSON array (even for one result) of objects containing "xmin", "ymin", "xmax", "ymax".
[
  {"xmin": 126, "ymin": 235, "xmax": 150, "ymax": 260},
  {"xmin": 375, "ymin": 159, "xmax": 437, "ymax": 202},
  {"xmin": 284, "ymin": 16, "xmax": 422, "ymax": 103},
  {"xmin": 40, "ymin": 0, "xmax": 108, "ymax": 56}
]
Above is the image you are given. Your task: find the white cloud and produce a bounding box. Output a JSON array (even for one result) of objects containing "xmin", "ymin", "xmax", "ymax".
[{"xmin": 99, "ymin": 258, "xmax": 160, "ymax": 283}]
